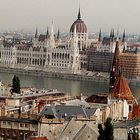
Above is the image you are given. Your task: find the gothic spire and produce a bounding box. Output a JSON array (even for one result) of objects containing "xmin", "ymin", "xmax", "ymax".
[
  {"xmin": 110, "ymin": 28, "xmax": 114, "ymax": 42},
  {"xmin": 35, "ymin": 27, "xmax": 38, "ymax": 38},
  {"xmin": 116, "ymin": 27, "xmax": 119, "ymax": 41},
  {"xmin": 98, "ymin": 28, "xmax": 102, "ymax": 42},
  {"xmin": 122, "ymin": 30, "xmax": 125, "ymax": 42},
  {"xmin": 57, "ymin": 28, "xmax": 60, "ymax": 40},
  {"xmin": 110, "ymin": 29, "xmax": 113, "ymax": 38},
  {"xmin": 50, "ymin": 21, "xmax": 54, "ymax": 39},
  {"xmin": 112, "ymin": 28, "xmax": 114, "ymax": 38},
  {"xmin": 78, "ymin": 7, "xmax": 81, "ymax": 19},
  {"xmin": 46, "ymin": 27, "xmax": 49, "ymax": 39},
  {"xmin": 50, "ymin": 21, "xmax": 55, "ymax": 47},
  {"xmin": 109, "ymin": 39, "xmax": 120, "ymax": 92}
]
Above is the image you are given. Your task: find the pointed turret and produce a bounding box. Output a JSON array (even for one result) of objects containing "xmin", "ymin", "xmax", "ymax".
[
  {"xmin": 110, "ymin": 28, "xmax": 115, "ymax": 42},
  {"xmin": 122, "ymin": 30, "xmax": 126, "ymax": 43},
  {"xmin": 110, "ymin": 73, "xmax": 135, "ymax": 103},
  {"xmin": 50, "ymin": 21, "xmax": 55, "ymax": 47},
  {"xmin": 98, "ymin": 28, "xmax": 102, "ymax": 42},
  {"xmin": 78, "ymin": 7, "xmax": 81, "ymax": 19},
  {"xmin": 110, "ymin": 29, "xmax": 113, "ymax": 38},
  {"xmin": 57, "ymin": 28, "xmax": 60, "ymax": 40},
  {"xmin": 50, "ymin": 21, "xmax": 54, "ymax": 40},
  {"xmin": 46, "ymin": 27, "xmax": 49, "ymax": 39},
  {"xmin": 116, "ymin": 27, "xmax": 119, "ymax": 41},
  {"xmin": 35, "ymin": 27, "xmax": 38, "ymax": 38},
  {"xmin": 112, "ymin": 28, "xmax": 114, "ymax": 39},
  {"xmin": 109, "ymin": 39, "xmax": 120, "ymax": 91}
]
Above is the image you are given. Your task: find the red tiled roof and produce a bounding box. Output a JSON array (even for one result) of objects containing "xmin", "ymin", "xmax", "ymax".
[
  {"xmin": 132, "ymin": 104, "xmax": 140, "ymax": 119},
  {"xmin": 111, "ymin": 76, "xmax": 135, "ymax": 102},
  {"xmin": 85, "ymin": 94, "xmax": 108, "ymax": 104}
]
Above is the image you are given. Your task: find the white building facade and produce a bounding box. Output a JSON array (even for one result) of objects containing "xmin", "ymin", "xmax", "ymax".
[{"xmin": 0, "ymin": 9, "xmax": 88, "ymax": 74}]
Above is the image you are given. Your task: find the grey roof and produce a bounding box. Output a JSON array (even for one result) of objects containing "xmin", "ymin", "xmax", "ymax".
[
  {"xmin": 85, "ymin": 108, "xmax": 97, "ymax": 117},
  {"xmin": 113, "ymin": 120, "xmax": 140, "ymax": 129},
  {"xmin": 55, "ymin": 105, "xmax": 87, "ymax": 119},
  {"xmin": 39, "ymin": 106, "xmax": 54, "ymax": 117},
  {"xmin": 39, "ymin": 105, "xmax": 98, "ymax": 121}
]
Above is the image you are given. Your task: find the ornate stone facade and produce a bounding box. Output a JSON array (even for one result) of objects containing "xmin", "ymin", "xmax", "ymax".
[{"xmin": 0, "ymin": 9, "xmax": 88, "ymax": 74}]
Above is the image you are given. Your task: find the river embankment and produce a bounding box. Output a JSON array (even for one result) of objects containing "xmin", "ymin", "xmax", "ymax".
[
  {"xmin": 0, "ymin": 67, "xmax": 140, "ymax": 86},
  {"xmin": 0, "ymin": 67, "xmax": 109, "ymax": 82}
]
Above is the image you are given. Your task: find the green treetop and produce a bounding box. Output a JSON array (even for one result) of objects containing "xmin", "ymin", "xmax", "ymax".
[
  {"xmin": 98, "ymin": 117, "xmax": 114, "ymax": 140},
  {"xmin": 11, "ymin": 75, "xmax": 21, "ymax": 94}
]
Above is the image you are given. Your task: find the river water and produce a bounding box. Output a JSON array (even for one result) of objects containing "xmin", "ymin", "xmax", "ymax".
[{"xmin": 0, "ymin": 72, "xmax": 139, "ymax": 102}]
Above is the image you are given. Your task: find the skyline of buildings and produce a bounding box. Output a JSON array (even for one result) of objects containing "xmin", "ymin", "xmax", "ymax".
[
  {"xmin": 0, "ymin": 1, "xmax": 140, "ymax": 139},
  {"xmin": 1, "ymin": 8, "xmax": 140, "ymax": 79}
]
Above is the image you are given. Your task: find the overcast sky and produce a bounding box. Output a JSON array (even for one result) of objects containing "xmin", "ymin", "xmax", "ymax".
[{"xmin": 0, "ymin": 0, "xmax": 140, "ymax": 34}]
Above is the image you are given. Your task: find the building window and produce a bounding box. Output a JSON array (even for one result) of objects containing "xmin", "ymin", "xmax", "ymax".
[
  {"xmin": 2, "ymin": 121, "xmax": 6, "ymax": 125},
  {"xmin": 25, "ymin": 123, "xmax": 28, "ymax": 128},
  {"xmin": 20, "ymin": 123, "xmax": 24, "ymax": 128},
  {"xmin": 7, "ymin": 121, "xmax": 11, "ymax": 125}
]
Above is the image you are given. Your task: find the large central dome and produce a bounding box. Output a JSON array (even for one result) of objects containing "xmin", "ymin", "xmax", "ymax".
[{"xmin": 70, "ymin": 8, "xmax": 87, "ymax": 33}]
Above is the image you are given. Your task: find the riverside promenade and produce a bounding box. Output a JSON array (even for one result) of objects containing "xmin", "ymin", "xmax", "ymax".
[{"xmin": 0, "ymin": 67, "xmax": 109, "ymax": 82}]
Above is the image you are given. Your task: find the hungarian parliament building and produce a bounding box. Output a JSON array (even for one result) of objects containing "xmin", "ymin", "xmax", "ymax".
[{"xmin": 0, "ymin": 8, "xmax": 138, "ymax": 79}]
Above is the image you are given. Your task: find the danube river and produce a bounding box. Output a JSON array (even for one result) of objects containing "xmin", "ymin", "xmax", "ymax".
[{"xmin": 0, "ymin": 72, "xmax": 139, "ymax": 102}]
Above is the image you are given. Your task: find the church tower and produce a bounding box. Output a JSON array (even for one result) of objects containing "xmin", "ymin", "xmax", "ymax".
[{"xmin": 109, "ymin": 38, "xmax": 120, "ymax": 91}]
